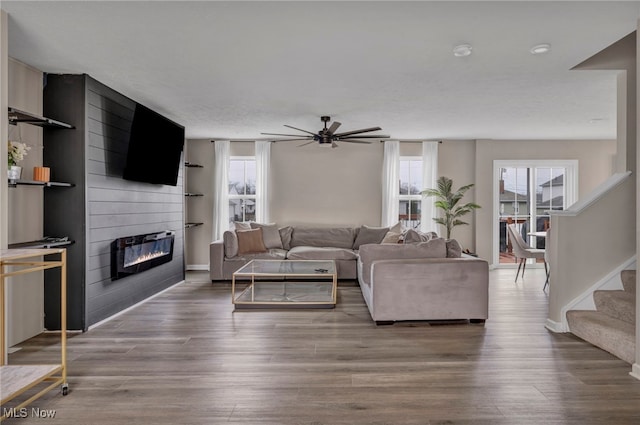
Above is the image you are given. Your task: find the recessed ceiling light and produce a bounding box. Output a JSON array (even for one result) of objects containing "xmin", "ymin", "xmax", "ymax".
[
  {"xmin": 453, "ymin": 44, "xmax": 473, "ymax": 57},
  {"xmin": 530, "ymin": 43, "xmax": 551, "ymax": 55}
]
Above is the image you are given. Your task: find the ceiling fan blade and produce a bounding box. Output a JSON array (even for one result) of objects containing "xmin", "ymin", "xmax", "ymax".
[
  {"xmin": 271, "ymin": 138, "xmax": 314, "ymax": 142},
  {"xmin": 331, "ymin": 142, "xmax": 339, "ymax": 148},
  {"xmin": 283, "ymin": 124, "xmax": 317, "ymax": 136},
  {"xmin": 334, "ymin": 126, "xmax": 383, "ymax": 137},
  {"xmin": 298, "ymin": 141, "xmax": 316, "ymax": 147},
  {"xmin": 339, "ymin": 135, "xmax": 390, "ymax": 139},
  {"xmin": 261, "ymin": 132, "xmax": 314, "ymax": 137},
  {"xmin": 339, "ymin": 139, "xmax": 373, "ymax": 144},
  {"xmin": 328, "ymin": 121, "xmax": 342, "ymax": 134}
]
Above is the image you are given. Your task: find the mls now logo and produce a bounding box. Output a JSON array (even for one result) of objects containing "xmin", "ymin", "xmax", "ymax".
[{"xmin": 3, "ymin": 407, "xmax": 56, "ymax": 418}]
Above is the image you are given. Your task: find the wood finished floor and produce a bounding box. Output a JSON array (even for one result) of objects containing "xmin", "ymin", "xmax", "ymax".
[{"xmin": 4, "ymin": 269, "xmax": 640, "ymax": 424}]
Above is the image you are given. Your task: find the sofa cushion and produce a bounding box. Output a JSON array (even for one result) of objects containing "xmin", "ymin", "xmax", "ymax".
[
  {"xmin": 353, "ymin": 225, "xmax": 390, "ymax": 249},
  {"xmin": 287, "ymin": 246, "xmax": 358, "ymax": 261},
  {"xmin": 290, "ymin": 227, "xmax": 357, "ymax": 249},
  {"xmin": 230, "ymin": 248, "xmax": 287, "ymax": 262},
  {"xmin": 223, "ymin": 230, "xmax": 239, "ymax": 258},
  {"xmin": 358, "ymin": 237, "xmax": 447, "ymax": 285},
  {"xmin": 237, "ymin": 228, "xmax": 268, "ymax": 255},
  {"xmin": 250, "ymin": 222, "xmax": 284, "ymax": 249}
]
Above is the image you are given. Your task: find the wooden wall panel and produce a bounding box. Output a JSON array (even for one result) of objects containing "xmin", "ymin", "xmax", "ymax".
[{"xmin": 44, "ymin": 74, "xmax": 185, "ymax": 330}]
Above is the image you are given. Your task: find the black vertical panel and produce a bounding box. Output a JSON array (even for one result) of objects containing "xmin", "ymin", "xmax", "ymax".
[{"xmin": 43, "ymin": 74, "xmax": 185, "ymax": 331}]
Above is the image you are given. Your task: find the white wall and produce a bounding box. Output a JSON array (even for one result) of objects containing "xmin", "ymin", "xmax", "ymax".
[
  {"xmin": 270, "ymin": 141, "xmax": 383, "ymax": 227},
  {"xmin": 6, "ymin": 58, "xmax": 45, "ymax": 346},
  {"xmin": 185, "ymin": 139, "xmax": 213, "ymax": 268}
]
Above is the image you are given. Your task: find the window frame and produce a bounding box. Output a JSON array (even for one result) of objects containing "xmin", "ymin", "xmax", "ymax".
[
  {"xmin": 228, "ymin": 156, "xmax": 257, "ymax": 223},
  {"xmin": 398, "ymin": 156, "xmax": 424, "ymax": 229}
]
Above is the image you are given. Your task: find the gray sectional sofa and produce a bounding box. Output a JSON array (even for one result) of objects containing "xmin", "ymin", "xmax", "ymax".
[
  {"xmin": 209, "ymin": 224, "xmax": 489, "ymax": 324},
  {"xmin": 357, "ymin": 240, "xmax": 489, "ymax": 324}
]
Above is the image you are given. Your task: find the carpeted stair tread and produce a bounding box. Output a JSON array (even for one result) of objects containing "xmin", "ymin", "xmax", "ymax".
[
  {"xmin": 593, "ymin": 290, "xmax": 635, "ymax": 324},
  {"xmin": 566, "ymin": 310, "xmax": 635, "ymax": 364},
  {"xmin": 621, "ymin": 269, "xmax": 636, "ymax": 294}
]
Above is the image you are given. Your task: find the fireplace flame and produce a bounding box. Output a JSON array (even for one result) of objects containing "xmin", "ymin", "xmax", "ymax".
[{"xmin": 124, "ymin": 250, "xmax": 170, "ymax": 268}]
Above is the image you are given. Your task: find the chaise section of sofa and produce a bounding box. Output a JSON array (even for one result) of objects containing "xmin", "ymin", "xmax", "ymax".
[{"xmin": 357, "ymin": 240, "xmax": 489, "ymax": 324}]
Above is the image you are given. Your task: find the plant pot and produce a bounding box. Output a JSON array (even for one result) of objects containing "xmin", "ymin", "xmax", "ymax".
[{"xmin": 7, "ymin": 165, "xmax": 22, "ymax": 180}]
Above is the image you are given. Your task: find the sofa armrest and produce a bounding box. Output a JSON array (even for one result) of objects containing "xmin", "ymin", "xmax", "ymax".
[
  {"xmin": 210, "ymin": 240, "xmax": 225, "ymax": 281},
  {"xmin": 368, "ymin": 257, "xmax": 489, "ymax": 322}
]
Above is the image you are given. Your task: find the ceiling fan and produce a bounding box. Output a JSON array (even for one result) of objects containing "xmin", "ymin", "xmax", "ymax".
[{"xmin": 261, "ymin": 116, "xmax": 389, "ymax": 148}]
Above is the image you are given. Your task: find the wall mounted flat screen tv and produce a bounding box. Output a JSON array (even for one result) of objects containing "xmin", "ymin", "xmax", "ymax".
[{"xmin": 123, "ymin": 104, "xmax": 185, "ymax": 186}]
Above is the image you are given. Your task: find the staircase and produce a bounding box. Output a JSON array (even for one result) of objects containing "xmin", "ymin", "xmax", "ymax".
[{"xmin": 566, "ymin": 270, "xmax": 636, "ymax": 363}]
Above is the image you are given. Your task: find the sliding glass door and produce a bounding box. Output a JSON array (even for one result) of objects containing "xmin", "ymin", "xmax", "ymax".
[{"xmin": 494, "ymin": 160, "xmax": 577, "ymax": 266}]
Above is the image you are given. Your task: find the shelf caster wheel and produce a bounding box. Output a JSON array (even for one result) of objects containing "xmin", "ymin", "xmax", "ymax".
[{"xmin": 62, "ymin": 383, "xmax": 69, "ymax": 396}]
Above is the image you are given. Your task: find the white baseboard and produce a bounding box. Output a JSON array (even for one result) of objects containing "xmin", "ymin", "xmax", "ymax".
[
  {"xmin": 186, "ymin": 264, "xmax": 209, "ymax": 271},
  {"xmin": 630, "ymin": 363, "xmax": 640, "ymax": 381},
  {"xmin": 88, "ymin": 279, "xmax": 185, "ymax": 331},
  {"xmin": 545, "ymin": 318, "xmax": 567, "ymax": 333}
]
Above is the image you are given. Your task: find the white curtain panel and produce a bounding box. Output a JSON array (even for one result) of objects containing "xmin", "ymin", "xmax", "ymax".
[
  {"xmin": 212, "ymin": 140, "xmax": 230, "ymax": 241},
  {"xmin": 421, "ymin": 141, "xmax": 439, "ymax": 233},
  {"xmin": 255, "ymin": 141, "xmax": 271, "ymax": 223},
  {"xmin": 381, "ymin": 140, "xmax": 400, "ymax": 227}
]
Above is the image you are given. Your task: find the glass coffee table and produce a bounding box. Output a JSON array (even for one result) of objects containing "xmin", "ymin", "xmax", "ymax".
[{"xmin": 231, "ymin": 260, "xmax": 337, "ymax": 308}]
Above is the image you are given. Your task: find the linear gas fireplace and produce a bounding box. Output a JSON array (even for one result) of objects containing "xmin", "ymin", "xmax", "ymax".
[{"xmin": 111, "ymin": 231, "xmax": 175, "ymax": 281}]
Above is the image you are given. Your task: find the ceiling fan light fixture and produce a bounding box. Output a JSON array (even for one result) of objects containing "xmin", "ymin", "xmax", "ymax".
[
  {"xmin": 530, "ymin": 43, "xmax": 551, "ymax": 55},
  {"xmin": 452, "ymin": 44, "xmax": 472, "ymax": 57}
]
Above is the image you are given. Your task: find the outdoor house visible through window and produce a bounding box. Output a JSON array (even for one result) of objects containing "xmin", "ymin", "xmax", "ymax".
[
  {"xmin": 229, "ymin": 157, "xmax": 256, "ymax": 224},
  {"xmin": 399, "ymin": 157, "xmax": 423, "ymax": 229}
]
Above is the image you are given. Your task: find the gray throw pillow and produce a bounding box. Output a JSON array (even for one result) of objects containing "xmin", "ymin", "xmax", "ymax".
[
  {"xmin": 279, "ymin": 226, "xmax": 293, "ymax": 250},
  {"xmin": 403, "ymin": 229, "xmax": 438, "ymax": 244},
  {"xmin": 352, "ymin": 225, "xmax": 390, "ymax": 249},
  {"xmin": 250, "ymin": 222, "xmax": 284, "ymax": 249},
  {"xmin": 233, "ymin": 221, "xmax": 251, "ymax": 231},
  {"xmin": 446, "ymin": 239, "xmax": 463, "ymax": 258}
]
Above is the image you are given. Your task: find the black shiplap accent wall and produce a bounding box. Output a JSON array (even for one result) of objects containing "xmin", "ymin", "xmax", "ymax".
[{"xmin": 44, "ymin": 74, "xmax": 184, "ymax": 331}]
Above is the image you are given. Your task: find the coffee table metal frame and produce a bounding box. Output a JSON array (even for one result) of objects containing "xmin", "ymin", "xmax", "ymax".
[{"xmin": 231, "ymin": 259, "xmax": 337, "ymax": 308}]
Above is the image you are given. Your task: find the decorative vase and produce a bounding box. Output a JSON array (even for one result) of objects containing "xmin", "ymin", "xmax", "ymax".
[{"xmin": 7, "ymin": 165, "xmax": 22, "ymax": 180}]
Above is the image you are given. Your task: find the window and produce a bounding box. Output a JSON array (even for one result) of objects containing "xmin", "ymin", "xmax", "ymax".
[
  {"xmin": 228, "ymin": 157, "xmax": 256, "ymax": 224},
  {"xmin": 494, "ymin": 160, "xmax": 577, "ymax": 266},
  {"xmin": 399, "ymin": 157, "xmax": 423, "ymax": 229}
]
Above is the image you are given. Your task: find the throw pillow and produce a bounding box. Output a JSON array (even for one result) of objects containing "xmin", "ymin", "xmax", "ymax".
[
  {"xmin": 233, "ymin": 221, "xmax": 251, "ymax": 231},
  {"xmin": 381, "ymin": 231, "xmax": 402, "ymax": 244},
  {"xmin": 250, "ymin": 222, "xmax": 284, "ymax": 249},
  {"xmin": 403, "ymin": 229, "xmax": 438, "ymax": 244},
  {"xmin": 279, "ymin": 226, "xmax": 293, "ymax": 250},
  {"xmin": 446, "ymin": 239, "xmax": 463, "ymax": 258},
  {"xmin": 352, "ymin": 225, "xmax": 390, "ymax": 249},
  {"xmin": 381, "ymin": 222, "xmax": 404, "ymax": 244},
  {"xmin": 236, "ymin": 228, "xmax": 268, "ymax": 255},
  {"xmin": 223, "ymin": 230, "xmax": 239, "ymax": 258}
]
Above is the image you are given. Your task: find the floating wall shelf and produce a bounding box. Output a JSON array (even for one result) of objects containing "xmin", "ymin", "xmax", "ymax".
[
  {"xmin": 184, "ymin": 162, "xmax": 203, "ymax": 168},
  {"xmin": 8, "ymin": 179, "xmax": 75, "ymax": 188},
  {"xmin": 185, "ymin": 222, "xmax": 204, "ymax": 229},
  {"xmin": 8, "ymin": 107, "xmax": 74, "ymax": 129}
]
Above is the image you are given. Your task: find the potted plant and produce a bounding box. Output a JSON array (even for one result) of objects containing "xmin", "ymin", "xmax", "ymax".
[
  {"xmin": 422, "ymin": 176, "xmax": 481, "ymax": 239},
  {"xmin": 7, "ymin": 140, "xmax": 30, "ymax": 180}
]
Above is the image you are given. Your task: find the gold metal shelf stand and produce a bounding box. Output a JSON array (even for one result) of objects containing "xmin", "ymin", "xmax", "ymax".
[{"xmin": 0, "ymin": 248, "xmax": 68, "ymax": 420}]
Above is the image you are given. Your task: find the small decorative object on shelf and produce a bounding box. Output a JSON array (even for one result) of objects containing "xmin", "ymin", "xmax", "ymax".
[
  {"xmin": 33, "ymin": 166, "xmax": 51, "ymax": 182},
  {"xmin": 7, "ymin": 140, "xmax": 30, "ymax": 180}
]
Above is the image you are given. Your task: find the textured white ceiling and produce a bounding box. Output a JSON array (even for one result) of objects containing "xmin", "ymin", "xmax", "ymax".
[{"xmin": 3, "ymin": 1, "xmax": 640, "ymax": 140}]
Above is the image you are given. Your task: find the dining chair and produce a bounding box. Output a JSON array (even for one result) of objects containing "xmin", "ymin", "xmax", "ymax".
[
  {"xmin": 507, "ymin": 223, "xmax": 547, "ymax": 282},
  {"xmin": 543, "ymin": 227, "xmax": 551, "ymax": 291}
]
